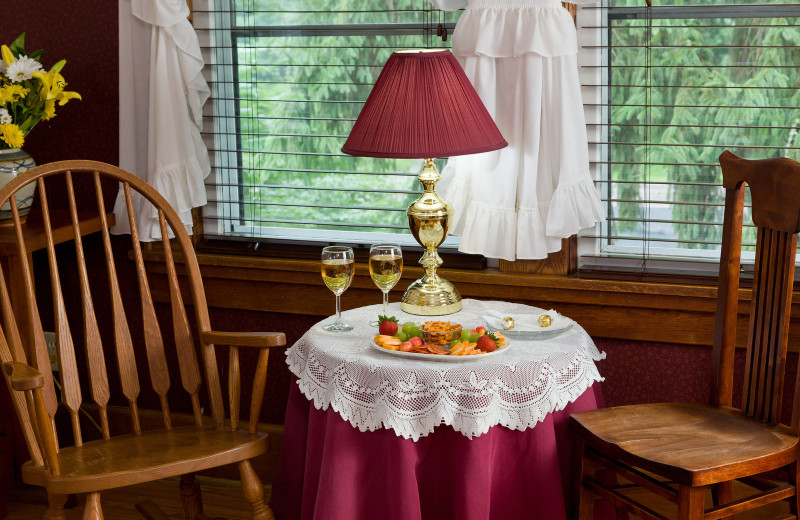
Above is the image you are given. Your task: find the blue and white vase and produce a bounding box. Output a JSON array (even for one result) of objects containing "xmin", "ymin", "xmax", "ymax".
[{"xmin": 0, "ymin": 148, "xmax": 37, "ymax": 221}]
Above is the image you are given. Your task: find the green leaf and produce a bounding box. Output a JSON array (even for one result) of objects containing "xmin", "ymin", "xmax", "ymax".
[
  {"xmin": 50, "ymin": 59, "xmax": 66, "ymax": 74},
  {"xmin": 9, "ymin": 32, "xmax": 26, "ymax": 55}
]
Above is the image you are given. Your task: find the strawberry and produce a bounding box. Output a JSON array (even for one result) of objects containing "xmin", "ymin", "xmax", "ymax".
[
  {"xmin": 476, "ymin": 333, "xmax": 499, "ymax": 353},
  {"xmin": 378, "ymin": 315, "xmax": 399, "ymax": 336}
]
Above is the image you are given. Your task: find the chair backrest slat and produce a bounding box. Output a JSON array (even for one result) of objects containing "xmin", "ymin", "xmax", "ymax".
[
  {"xmin": 249, "ymin": 349, "xmax": 270, "ymax": 435},
  {"xmin": 38, "ymin": 178, "xmax": 84, "ymax": 446},
  {"xmin": 743, "ymin": 228, "xmax": 795, "ymax": 424},
  {"xmin": 67, "ymin": 171, "xmax": 111, "ymax": 439},
  {"xmin": 0, "ymin": 258, "xmax": 27, "ymax": 365},
  {"xmin": 773, "ymin": 231, "xmax": 795, "ymax": 419},
  {"xmin": 716, "ymin": 151, "xmax": 800, "ymax": 429},
  {"xmin": 158, "ymin": 210, "xmax": 203, "ymax": 426},
  {"xmin": 123, "ymin": 183, "xmax": 171, "ymax": 430},
  {"xmin": 229, "ymin": 346, "xmax": 240, "ymax": 431},
  {"xmin": 743, "ymin": 228, "xmax": 769, "ymax": 418},
  {"xmin": 10, "ymin": 194, "xmax": 59, "ymax": 422},
  {"xmin": 94, "ymin": 173, "xmax": 142, "ymax": 434}
]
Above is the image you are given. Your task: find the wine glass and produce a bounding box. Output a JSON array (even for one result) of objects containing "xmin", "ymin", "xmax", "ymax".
[
  {"xmin": 321, "ymin": 246, "xmax": 355, "ymax": 332},
  {"xmin": 369, "ymin": 243, "xmax": 403, "ymax": 324}
]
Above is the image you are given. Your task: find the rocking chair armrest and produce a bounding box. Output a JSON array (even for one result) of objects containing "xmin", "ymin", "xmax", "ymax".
[
  {"xmin": 201, "ymin": 331, "xmax": 286, "ymax": 348},
  {"xmin": 3, "ymin": 361, "xmax": 44, "ymax": 391}
]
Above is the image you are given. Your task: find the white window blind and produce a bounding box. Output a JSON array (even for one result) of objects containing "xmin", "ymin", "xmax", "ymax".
[
  {"xmin": 578, "ymin": 1, "xmax": 800, "ymax": 271},
  {"xmin": 193, "ymin": 1, "xmax": 459, "ymax": 246}
]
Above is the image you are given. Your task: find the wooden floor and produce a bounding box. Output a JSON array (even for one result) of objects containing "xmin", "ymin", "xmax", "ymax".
[
  {"xmin": 3, "ymin": 476, "xmax": 791, "ymax": 519},
  {"xmin": 5, "ymin": 477, "xmax": 270, "ymax": 520}
]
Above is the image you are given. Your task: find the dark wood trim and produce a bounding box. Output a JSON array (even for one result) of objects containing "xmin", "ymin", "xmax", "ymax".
[
  {"xmin": 195, "ymin": 239, "xmax": 487, "ymax": 269},
  {"xmin": 140, "ymin": 250, "xmax": 800, "ymax": 351},
  {"xmin": 499, "ymin": 236, "xmax": 578, "ymax": 275}
]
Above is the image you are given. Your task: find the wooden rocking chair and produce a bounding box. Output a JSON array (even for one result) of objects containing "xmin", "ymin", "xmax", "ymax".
[
  {"xmin": 570, "ymin": 151, "xmax": 800, "ymax": 519},
  {"xmin": 0, "ymin": 160, "xmax": 286, "ymax": 520}
]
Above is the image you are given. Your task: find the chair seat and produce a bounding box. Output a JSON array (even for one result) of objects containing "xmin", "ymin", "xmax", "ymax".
[
  {"xmin": 21, "ymin": 426, "xmax": 269, "ymax": 495},
  {"xmin": 570, "ymin": 402, "xmax": 800, "ymax": 487}
]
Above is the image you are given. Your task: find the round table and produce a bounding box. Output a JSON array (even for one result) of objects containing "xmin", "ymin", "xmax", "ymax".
[{"xmin": 271, "ymin": 299, "xmax": 609, "ymax": 520}]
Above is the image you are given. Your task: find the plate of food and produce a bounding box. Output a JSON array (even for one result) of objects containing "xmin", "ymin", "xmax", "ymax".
[{"xmin": 370, "ymin": 319, "xmax": 511, "ymax": 362}]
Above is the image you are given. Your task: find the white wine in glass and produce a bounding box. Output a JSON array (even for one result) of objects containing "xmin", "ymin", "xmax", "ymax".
[
  {"xmin": 369, "ymin": 244, "xmax": 402, "ymax": 322},
  {"xmin": 321, "ymin": 246, "xmax": 355, "ymax": 332}
]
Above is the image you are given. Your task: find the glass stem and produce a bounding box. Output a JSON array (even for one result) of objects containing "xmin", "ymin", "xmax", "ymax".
[
  {"xmin": 382, "ymin": 290, "xmax": 389, "ymax": 314},
  {"xmin": 335, "ymin": 293, "xmax": 342, "ymax": 327}
]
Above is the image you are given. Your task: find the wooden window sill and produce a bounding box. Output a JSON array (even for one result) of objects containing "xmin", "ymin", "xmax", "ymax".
[{"xmin": 141, "ymin": 249, "xmax": 800, "ymax": 349}]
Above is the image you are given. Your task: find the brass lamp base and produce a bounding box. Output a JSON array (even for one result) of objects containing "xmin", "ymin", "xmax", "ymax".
[
  {"xmin": 401, "ymin": 277, "xmax": 462, "ymax": 315},
  {"xmin": 400, "ymin": 158, "xmax": 462, "ymax": 316}
]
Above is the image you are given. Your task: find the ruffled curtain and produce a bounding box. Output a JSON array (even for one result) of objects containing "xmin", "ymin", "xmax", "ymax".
[{"xmin": 115, "ymin": 0, "xmax": 210, "ymax": 240}]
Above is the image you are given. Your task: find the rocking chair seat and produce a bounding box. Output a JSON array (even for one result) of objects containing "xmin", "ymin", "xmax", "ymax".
[
  {"xmin": 21, "ymin": 426, "xmax": 268, "ymax": 495},
  {"xmin": 571, "ymin": 402, "xmax": 799, "ymax": 487}
]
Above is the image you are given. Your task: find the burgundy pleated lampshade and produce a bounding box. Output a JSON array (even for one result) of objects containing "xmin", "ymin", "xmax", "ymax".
[{"xmin": 342, "ymin": 49, "xmax": 507, "ymax": 159}]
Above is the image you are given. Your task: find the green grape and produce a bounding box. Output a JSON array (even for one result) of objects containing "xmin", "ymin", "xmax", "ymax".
[
  {"xmin": 469, "ymin": 334, "xmax": 480, "ymax": 343},
  {"xmin": 402, "ymin": 322, "xmax": 417, "ymax": 335},
  {"xmin": 409, "ymin": 326, "xmax": 422, "ymax": 338},
  {"xmin": 395, "ymin": 331, "xmax": 409, "ymax": 342},
  {"xmin": 460, "ymin": 329, "xmax": 470, "ymax": 340},
  {"xmin": 450, "ymin": 339, "xmax": 460, "ymax": 348}
]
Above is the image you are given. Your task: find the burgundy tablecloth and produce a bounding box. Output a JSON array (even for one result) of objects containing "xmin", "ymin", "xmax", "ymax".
[{"xmin": 271, "ymin": 378, "xmax": 612, "ymax": 520}]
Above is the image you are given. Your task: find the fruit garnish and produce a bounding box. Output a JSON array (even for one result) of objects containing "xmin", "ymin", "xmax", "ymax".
[
  {"xmin": 476, "ymin": 326, "xmax": 487, "ymax": 335},
  {"xmin": 378, "ymin": 315, "xmax": 399, "ymax": 336},
  {"xmin": 476, "ymin": 333, "xmax": 499, "ymax": 353}
]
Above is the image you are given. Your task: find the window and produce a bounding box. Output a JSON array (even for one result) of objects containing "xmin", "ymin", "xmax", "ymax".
[
  {"xmin": 193, "ymin": 1, "xmax": 459, "ymax": 247},
  {"xmin": 579, "ymin": 1, "xmax": 800, "ymax": 270},
  {"xmin": 196, "ymin": 1, "xmax": 800, "ymax": 268}
]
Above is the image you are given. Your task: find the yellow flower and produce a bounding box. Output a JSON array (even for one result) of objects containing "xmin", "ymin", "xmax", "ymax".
[
  {"xmin": 0, "ymin": 124, "xmax": 24, "ymax": 149},
  {"xmin": 57, "ymin": 90, "xmax": 81, "ymax": 106},
  {"xmin": 32, "ymin": 69, "xmax": 60, "ymax": 100},
  {"xmin": 0, "ymin": 45, "xmax": 14, "ymax": 67},
  {"xmin": 32, "ymin": 67, "xmax": 81, "ymax": 107},
  {"xmin": 0, "ymin": 84, "xmax": 29, "ymax": 105},
  {"xmin": 43, "ymin": 99, "xmax": 56, "ymax": 120}
]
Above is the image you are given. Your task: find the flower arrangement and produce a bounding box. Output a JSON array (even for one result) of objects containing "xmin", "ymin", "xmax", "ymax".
[{"xmin": 0, "ymin": 33, "xmax": 81, "ymax": 150}]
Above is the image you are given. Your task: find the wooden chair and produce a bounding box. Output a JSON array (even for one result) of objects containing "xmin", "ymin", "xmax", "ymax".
[
  {"xmin": 570, "ymin": 151, "xmax": 800, "ymax": 519},
  {"xmin": 0, "ymin": 160, "xmax": 286, "ymax": 520}
]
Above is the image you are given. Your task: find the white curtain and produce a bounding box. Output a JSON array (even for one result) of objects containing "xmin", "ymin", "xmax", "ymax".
[{"xmin": 116, "ymin": 0, "xmax": 210, "ymax": 240}]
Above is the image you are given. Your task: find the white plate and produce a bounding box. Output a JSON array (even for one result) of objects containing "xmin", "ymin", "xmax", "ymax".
[
  {"xmin": 487, "ymin": 320, "xmax": 574, "ymax": 340},
  {"xmin": 369, "ymin": 338, "xmax": 512, "ymax": 362}
]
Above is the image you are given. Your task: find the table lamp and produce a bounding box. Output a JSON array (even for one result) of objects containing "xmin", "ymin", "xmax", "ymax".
[{"xmin": 342, "ymin": 49, "xmax": 507, "ymax": 316}]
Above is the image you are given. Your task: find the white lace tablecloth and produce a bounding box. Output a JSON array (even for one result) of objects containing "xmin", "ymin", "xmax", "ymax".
[{"xmin": 286, "ymin": 299, "xmax": 605, "ymax": 441}]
